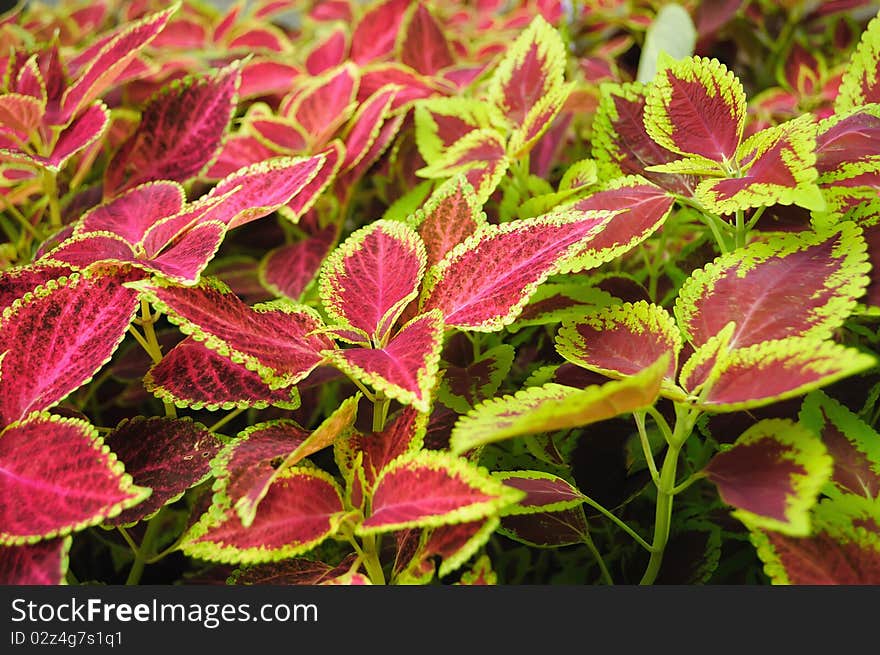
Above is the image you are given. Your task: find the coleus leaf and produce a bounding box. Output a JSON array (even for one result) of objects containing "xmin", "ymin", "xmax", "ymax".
[
  {"xmin": 326, "ymin": 310, "xmax": 444, "ymax": 412},
  {"xmin": 697, "ymin": 338, "xmax": 876, "ymax": 412},
  {"xmin": 357, "ymin": 451, "xmax": 523, "ymax": 534},
  {"xmin": 439, "ymin": 344, "xmax": 515, "ymax": 414},
  {"xmin": 591, "ymin": 81, "xmax": 698, "ymax": 195},
  {"xmin": 350, "ymin": 0, "xmax": 411, "ymax": 64},
  {"xmin": 341, "ymin": 84, "xmax": 398, "ymax": 172},
  {"xmin": 798, "ymin": 391, "xmax": 880, "ymax": 498},
  {"xmin": 103, "ymin": 417, "xmax": 223, "ymax": 526},
  {"xmin": 456, "ymin": 554, "xmax": 497, "ymax": 585},
  {"xmin": 0, "ymin": 93, "xmax": 44, "ymax": 134},
  {"xmin": 319, "ymin": 219, "xmax": 427, "ymax": 340},
  {"xmin": 644, "ymin": 55, "xmax": 746, "ymax": 163},
  {"xmin": 508, "ymin": 281, "xmax": 620, "ymax": 332},
  {"xmin": 750, "ymin": 496, "xmax": 880, "ymax": 584},
  {"xmin": 0, "ymin": 261, "xmax": 74, "ymax": 310},
  {"xmin": 0, "ymin": 538, "xmax": 72, "ymax": 585},
  {"xmin": 136, "ymin": 278, "xmax": 334, "ymax": 389},
  {"xmin": 181, "ymin": 466, "xmax": 344, "ymax": 564},
  {"xmin": 693, "ymin": 114, "xmax": 824, "ymax": 213},
  {"xmin": 835, "ymin": 12, "xmax": 880, "ymax": 113},
  {"xmin": 306, "ymin": 27, "xmax": 348, "ymax": 75},
  {"xmin": 0, "ymin": 412, "xmax": 150, "ymax": 544},
  {"xmin": 229, "ymin": 554, "xmax": 358, "ymax": 585},
  {"xmin": 407, "ymin": 175, "xmax": 488, "ymax": 268},
  {"xmin": 704, "ymin": 419, "xmax": 832, "ymax": 535},
  {"xmin": 414, "ymin": 97, "xmax": 503, "ymax": 165},
  {"xmin": 486, "ymin": 15, "xmax": 566, "ymax": 128},
  {"xmin": 336, "ymin": 406, "xmax": 426, "ymax": 489},
  {"xmin": 221, "ymin": 396, "xmax": 359, "ymax": 527},
  {"xmin": 499, "ymin": 505, "xmax": 590, "ymax": 548},
  {"xmin": 416, "ymin": 128, "xmax": 509, "ymax": 205},
  {"xmin": 284, "ymin": 64, "xmax": 358, "ymax": 147},
  {"xmin": 555, "ymin": 301, "xmax": 682, "ymax": 396},
  {"xmin": 75, "ymin": 180, "xmax": 186, "ymax": 243},
  {"xmin": 0, "ymin": 271, "xmax": 139, "ymax": 425},
  {"xmin": 394, "ymin": 518, "xmax": 499, "ymax": 583},
  {"xmin": 104, "ymin": 60, "xmax": 242, "ymax": 195},
  {"xmin": 815, "ymin": 106, "xmax": 880, "ymax": 182},
  {"xmin": 259, "ymin": 224, "xmax": 335, "ymax": 301},
  {"xmin": 398, "ymin": 3, "xmax": 455, "ymax": 76},
  {"xmin": 55, "ymin": 7, "xmax": 175, "ymax": 123},
  {"xmin": 494, "ymin": 471, "xmax": 585, "ymax": 515},
  {"xmin": 419, "ymin": 208, "xmax": 616, "ymax": 331},
  {"xmin": 449, "ymin": 355, "xmax": 668, "ymax": 455},
  {"xmin": 675, "ymin": 221, "xmax": 870, "ymax": 350}
]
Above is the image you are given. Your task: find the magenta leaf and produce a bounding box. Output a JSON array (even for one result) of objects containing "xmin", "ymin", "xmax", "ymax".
[
  {"xmin": 45, "ymin": 102, "xmax": 110, "ymax": 170},
  {"xmin": 0, "ymin": 413, "xmax": 150, "ymax": 544},
  {"xmin": 350, "ymin": 0, "xmax": 411, "ymax": 64},
  {"xmin": 336, "ymin": 406, "xmax": 426, "ymax": 488},
  {"xmin": 420, "ymin": 209, "xmax": 615, "ymax": 331},
  {"xmin": 358, "ymin": 451, "xmax": 523, "ymax": 534},
  {"xmin": 105, "ymin": 61, "xmax": 242, "ymax": 194},
  {"xmin": 408, "ymin": 175, "xmax": 487, "ymax": 268},
  {"xmin": 499, "ymin": 506, "xmax": 590, "ymax": 547},
  {"xmin": 230, "ymin": 554, "xmax": 358, "ymax": 585},
  {"xmin": 204, "ymin": 154, "xmax": 330, "ymax": 229},
  {"xmin": 145, "ymin": 337, "xmax": 301, "ymax": 411},
  {"xmin": 327, "ymin": 310, "xmax": 444, "ymax": 412},
  {"xmin": 259, "ymin": 224, "xmax": 335, "ymax": 301},
  {"xmin": 705, "ymin": 419, "xmax": 832, "ymax": 535},
  {"xmin": 285, "ymin": 64, "xmax": 358, "ymax": 146},
  {"xmin": 342, "ymin": 85, "xmax": 398, "ymax": 172},
  {"xmin": 103, "ymin": 417, "xmax": 224, "ymax": 526},
  {"xmin": 0, "ymin": 538, "xmax": 72, "ymax": 585},
  {"xmin": 495, "ymin": 471, "xmax": 586, "ymax": 515},
  {"xmin": 676, "ymin": 222, "xmax": 870, "ymax": 350},
  {"xmin": 181, "ymin": 466, "xmax": 344, "ymax": 564},
  {"xmin": 0, "ymin": 262, "xmax": 74, "ymax": 310},
  {"xmin": 59, "ymin": 7, "xmax": 176, "ymax": 123},
  {"xmin": 395, "ymin": 519, "xmax": 499, "ymax": 583},
  {"xmin": 146, "ymin": 221, "xmax": 228, "ymax": 285},
  {"xmin": 320, "ymin": 220, "xmax": 427, "ymax": 339},
  {"xmin": 138, "ymin": 278, "xmax": 333, "ymax": 389},
  {"xmin": 399, "ymin": 3, "xmax": 454, "ymax": 76},
  {"xmin": 77, "ymin": 181, "xmax": 185, "ymax": 244},
  {"xmin": 306, "ymin": 27, "xmax": 348, "ymax": 75},
  {"xmin": 0, "ymin": 271, "xmax": 139, "ymax": 425}
]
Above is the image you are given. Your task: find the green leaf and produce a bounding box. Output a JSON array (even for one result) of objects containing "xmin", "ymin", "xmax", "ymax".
[
  {"xmin": 636, "ymin": 3, "xmax": 697, "ymax": 83},
  {"xmin": 836, "ymin": 11, "xmax": 880, "ymax": 112}
]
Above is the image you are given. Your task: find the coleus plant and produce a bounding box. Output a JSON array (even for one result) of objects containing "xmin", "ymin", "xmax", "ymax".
[{"xmin": 1, "ymin": 0, "xmax": 880, "ymax": 587}]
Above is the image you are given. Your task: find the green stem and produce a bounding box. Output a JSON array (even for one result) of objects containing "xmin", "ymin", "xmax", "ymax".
[
  {"xmin": 360, "ymin": 534, "xmax": 386, "ymax": 585},
  {"xmin": 372, "ymin": 393, "xmax": 390, "ymax": 432},
  {"xmin": 208, "ymin": 407, "xmax": 245, "ymax": 433},
  {"xmin": 124, "ymin": 517, "xmax": 163, "ymax": 586},
  {"xmin": 745, "ymin": 206, "xmax": 767, "ymax": 232},
  {"xmin": 671, "ymin": 471, "xmax": 705, "ymax": 495},
  {"xmin": 580, "ymin": 493, "xmax": 653, "ymax": 552},
  {"xmin": 138, "ymin": 299, "xmax": 176, "ymax": 418},
  {"xmin": 633, "ymin": 411, "xmax": 660, "ymax": 485},
  {"xmin": 702, "ymin": 212, "xmax": 730, "ymax": 254},
  {"xmin": 734, "ymin": 209, "xmax": 746, "ymax": 249},
  {"xmin": 582, "ymin": 531, "xmax": 614, "ymax": 585},
  {"xmin": 639, "ymin": 441, "xmax": 681, "ymax": 585},
  {"xmin": 42, "ymin": 169, "xmax": 62, "ymax": 229}
]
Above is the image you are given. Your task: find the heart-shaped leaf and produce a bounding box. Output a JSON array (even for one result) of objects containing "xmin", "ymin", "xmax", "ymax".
[
  {"xmin": 0, "ymin": 538, "xmax": 72, "ymax": 585},
  {"xmin": 705, "ymin": 419, "xmax": 832, "ymax": 535},
  {"xmin": 0, "ymin": 413, "xmax": 150, "ymax": 544}
]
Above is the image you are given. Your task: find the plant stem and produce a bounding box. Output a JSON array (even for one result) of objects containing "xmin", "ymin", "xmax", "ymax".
[
  {"xmin": 633, "ymin": 411, "xmax": 660, "ymax": 485},
  {"xmin": 360, "ymin": 534, "xmax": 386, "ymax": 585},
  {"xmin": 208, "ymin": 407, "xmax": 245, "ymax": 433},
  {"xmin": 41, "ymin": 169, "xmax": 62, "ymax": 229},
  {"xmin": 372, "ymin": 393, "xmax": 390, "ymax": 432},
  {"xmin": 582, "ymin": 531, "xmax": 614, "ymax": 585},
  {"xmin": 137, "ymin": 299, "xmax": 176, "ymax": 418},
  {"xmin": 734, "ymin": 209, "xmax": 746, "ymax": 249},
  {"xmin": 639, "ymin": 441, "xmax": 681, "ymax": 585},
  {"xmin": 125, "ymin": 517, "xmax": 163, "ymax": 585},
  {"xmin": 580, "ymin": 493, "xmax": 653, "ymax": 552}
]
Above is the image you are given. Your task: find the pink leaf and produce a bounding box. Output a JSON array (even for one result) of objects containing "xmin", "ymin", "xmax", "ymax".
[
  {"xmin": 60, "ymin": 7, "xmax": 176, "ymax": 123},
  {"xmin": 79, "ymin": 181, "xmax": 185, "ymax": 244},
  {"xmin": 238, "ymin": 59, "xmax": 301, "ymax": 100},
  {"xmin": 0, "ymin": 413, "xmax": 149, "ymax": 543},
  {"xmin": 45, "ymin": 102, "xmax": 110, "ymax": 170},
  {"xmin": 260, "ymin": 225, "xmax": 335, "ymax": 301},
  {"xmin": 339, "ymin": 407, "xmax": 425, "ymax": 487},
  {"xmin": 320, "ymin": 220, "xmax": 426, "ymax": 339},
  {"xmin": 104, "ymin": 62, "xmax": 242, "ymax": 194},
  {"xmin": 145, "ymin": 336, "xmax": 300, "ymax": 411},
  {"xmin": 350, "ymin": 0, "xmax": 411, "ymax": 64},
  {"xmin": 399, "ymin": 4, "xmax": 455, "ymax": 76},
  {"xmin": 327, "ymin": 310, "xmax": 444, "ymax": 412},
  {"xmin": 342, "ymin": 85, "xmax": 398, "ymax": 172},
  {"xmin": 411, "ymin": 176, "xmax": 486, "ymax": 268},
  {"xmin": 420, "ymin": 209, "xmax": 615, "ymax": 331},
  {"xmin": 0, "ymin": 262, "xmax": 74, "ymax": 310},
  {"xmin": 0, "ymin": 272, "xmax": 139, "ymax": 425},
  {"xmin": 138, "ymin": 279, "xmax": 333, "ymax": 388},
  {"xmin": 306, "ymin": 27, "xmax": 348, "ymax": 75},
  {"xmin": 182, "ymin": 467, "xmax": 344, "ymax": 564},
  {"xmin": 104, "ymin": 417, "xmax": 223, "ymax": 526},
  {"xmin": 146, "ymin": 220, "xmax": 228, "ymax": 285},
  {"xmin": 0, "ymin": 538, "xmax": 71, "ymax": 585},
  {"xmin": 285, "ymin": 64, "xmax": 358, "ymax": 146}
]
